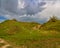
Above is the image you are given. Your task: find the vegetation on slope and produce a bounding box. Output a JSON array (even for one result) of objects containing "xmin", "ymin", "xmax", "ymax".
[
  {"xmin": 41, "ymin": 16, "xmax": 60, "ymax": 31},
  {"xmin": 0, "ymin": 16, "xmax": 60, "ymax": 48}
]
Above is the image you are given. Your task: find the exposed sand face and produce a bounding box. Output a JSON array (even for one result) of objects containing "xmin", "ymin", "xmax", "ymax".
[{"xmin": 0, "ymin": 38, "xmax": 12, "ymax": 48}]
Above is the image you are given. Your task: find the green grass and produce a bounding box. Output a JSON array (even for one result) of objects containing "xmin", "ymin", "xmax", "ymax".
[{"xmin": 0, "ymin": 17, "xmax": 60, "ymax": 48}]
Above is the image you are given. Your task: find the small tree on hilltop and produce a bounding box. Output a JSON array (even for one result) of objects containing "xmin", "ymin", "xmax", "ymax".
[
  {"xmin": 12, "ymin": 19, "xmax": 17, "ymax": 21},
  {"xmin": 49, "ymin": 16, "xmax": 58, "ymax": 22}
]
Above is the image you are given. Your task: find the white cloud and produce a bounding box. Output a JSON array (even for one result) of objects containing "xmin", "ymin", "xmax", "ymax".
[
  {"xmin": 40, "ymin": 0, "xmax": 60, "ymax": 20},
  {"xmin": 18, "ymin": 0, "xmax": 25, "ymax": 9}
]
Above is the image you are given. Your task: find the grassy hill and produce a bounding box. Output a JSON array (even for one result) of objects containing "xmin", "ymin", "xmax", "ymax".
[
  {"xmin": 0, "ymin": 17, "xmax": 60, "ymax": 48},
  {"xmin": 41, "ymin": 16, "xmax": 60, "ymax": 32}
]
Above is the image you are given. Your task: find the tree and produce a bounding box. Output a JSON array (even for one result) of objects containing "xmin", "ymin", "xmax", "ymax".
[{"xmin": 49, "ymin": 16, "xmax": 58, "ymax": 22}]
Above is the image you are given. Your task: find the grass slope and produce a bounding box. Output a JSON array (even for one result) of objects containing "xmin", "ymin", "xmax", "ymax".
[{"xmin": 0, "ymin": 17, "xmax": 60, "ymax": 48}]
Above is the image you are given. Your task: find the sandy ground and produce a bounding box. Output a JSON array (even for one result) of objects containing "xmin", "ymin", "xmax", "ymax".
[{"xmin": 0, "ymin": 38, "xmax": 12, "ymax": 48}]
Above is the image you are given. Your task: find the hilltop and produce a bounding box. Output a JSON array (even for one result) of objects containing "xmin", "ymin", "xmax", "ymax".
[
  {"xmin": 41, "ymin": 16, "xmax": 60, "ymax": 31},
  {"xmin": 0, "ymin": 17, "xmax": 60, "ymax": 48}
]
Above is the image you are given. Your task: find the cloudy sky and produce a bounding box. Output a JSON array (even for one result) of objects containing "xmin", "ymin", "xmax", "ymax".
[{"xmin": 0, "ymin": 0, "xmax": 60, "ymax": 23}]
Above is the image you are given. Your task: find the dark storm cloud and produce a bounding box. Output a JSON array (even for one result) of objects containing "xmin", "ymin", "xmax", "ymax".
[
  {"xmin": 22, "ymin": 0, "xmax": 46, "ymax": 15},
  {"xmin": 0, "ymin": 0, "xmax": 46, "ymax": 16},
  {"xmin": 0, "ymin": 0, "xmax": 59, "ymax": 23}
]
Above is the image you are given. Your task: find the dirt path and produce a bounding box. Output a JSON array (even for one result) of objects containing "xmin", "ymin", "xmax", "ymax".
[
  {"xmin": 0, "ymin": 38, "xmax": 12, "ymax": 48},
  {"xmin": 32, "ymin": 25, "xmax": 42, "ymax": 30}
]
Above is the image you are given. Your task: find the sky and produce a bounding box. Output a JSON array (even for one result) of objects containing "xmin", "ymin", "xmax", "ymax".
[{"xmin": 0, "ymin": 0, "xmax": 60, "ymax": 23}]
